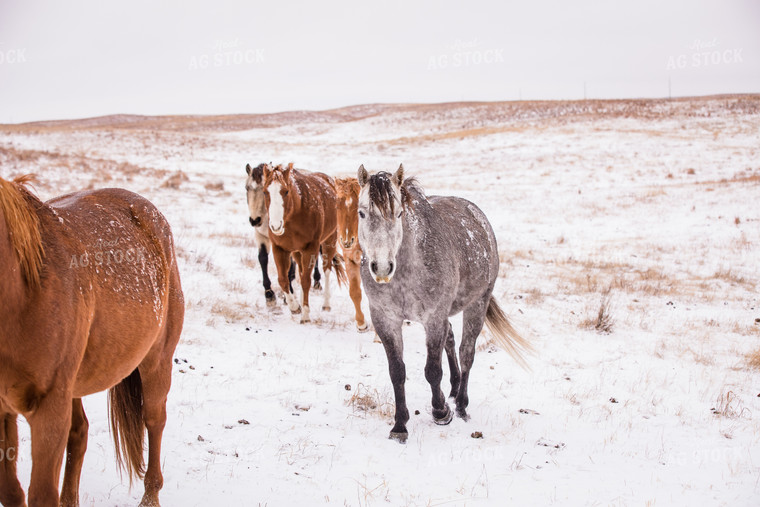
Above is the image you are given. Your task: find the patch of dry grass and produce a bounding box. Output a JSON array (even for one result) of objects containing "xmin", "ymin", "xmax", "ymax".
[
  {"xmin": 210, "ymin": 299, "xmax": 250, "ymax": 323},
  {"xmin": 581, "ymin": 290, "xmax": 614, "ymax": 334},
  {"xmin": 345, "ymin": 383, "xmax": 394, "ymax": 418}
]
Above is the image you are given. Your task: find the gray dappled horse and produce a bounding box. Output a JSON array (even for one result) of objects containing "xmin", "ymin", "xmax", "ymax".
[
  {"xmin": 245, "ymin": 163, "xmax": 320, "ymax": 304},
  {"xmin": 357, "ymin": 164, "xmax": 531, "ymax": 443}
]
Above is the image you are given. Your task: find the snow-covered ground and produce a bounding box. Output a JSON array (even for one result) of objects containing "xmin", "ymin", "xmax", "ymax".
[{"xmin": 1, "ymin": 96, "xmax": 759, "ymax": 506}]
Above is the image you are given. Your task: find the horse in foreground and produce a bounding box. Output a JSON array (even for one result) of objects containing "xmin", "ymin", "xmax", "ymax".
[
  {"xmin": 262, "ymin": 163, "xmax": 345, "ymax": 323},
  {"xmin": 0, "ymin": 175, "xmax": 184, "ymax": 506},
  {"xmin": 356, "ymin": 165, "xmax": 531, "ymax": 442},
  {"xmin": 245, "ymin": 162, "xmax": 321, "ymax": 306},
  {"xmin": 334, "ymin": 177, "xmax": 368, "ymax": 332}
]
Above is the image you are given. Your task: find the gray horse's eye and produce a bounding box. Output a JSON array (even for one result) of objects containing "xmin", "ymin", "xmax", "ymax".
[{"xmin": 358, "ymin": 210, "xmax": 366, "ymax": 219}]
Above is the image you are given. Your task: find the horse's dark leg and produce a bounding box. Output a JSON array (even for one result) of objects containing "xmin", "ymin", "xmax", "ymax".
[
  {"xmin": 0, "ymin": 413, "xmax": 25, "ymax": 507},
  {"xmin": 287, "ymin": 258, "xmax": 296, "ymax": 294},
  {"xmin": 60, "ymin": 398, "xmax": 89, "ymax": 507},
  {"xmin": 27, "ymin": 392, "xmax": 71, "ymax": 506},
  {"xmin": 312, "ymin": 264, "xmax": 322, "ymax": 290},
  {"xmin": 258, "ymin": 239, "xmax": 276, "ymax": 306},
  {"xmin": 272, "ymin": 244, "xmax": 300, "ymax": 314},
  {"xmin": 424, "ymin": 319, "xmax": 453, "ymax": 425},
  {"xmin": 456, "ymin": 297, "xmax": 489, "ymax": 421},
  {"xmin": 444, "ymin": 321, "xmax": 461, "ymax": 398},
  {"xmin": 371, "ymin": 309, "xmax": 408, "ymax": 442}
]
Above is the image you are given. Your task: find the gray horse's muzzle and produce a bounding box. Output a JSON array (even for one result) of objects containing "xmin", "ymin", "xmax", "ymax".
[{"xmin": 370, "ymin": 260, "xmax": 395, "ymax": 283}]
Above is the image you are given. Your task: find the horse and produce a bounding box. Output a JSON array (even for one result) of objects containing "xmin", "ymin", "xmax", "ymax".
[
  {"xmin": 245, "ymin": 163, "xmax": 321, "ymax": 306},
  {"xmin": 356, "ymin": 164, "xmax": 531, "ymax": 443},
  {"xmin": 334, "ymin": 177, "xmax": 368, "ymax": 332},
  {"xmin": 0, "ymin": 175, "xmax": 184, "ymax": 506},
  {"xmin": 262, "ymin": 163, "xmax": 345, "ymax": 323}
]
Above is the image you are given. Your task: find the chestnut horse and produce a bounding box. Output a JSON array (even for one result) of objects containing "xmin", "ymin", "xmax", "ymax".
[
  {"xmin": 245, "ymin": 162, "xmax": 321, "ymax": 305},
  {"xmin": 262, "ymin": 163, "xmax": 345, "ymax": 323},
  {"xmin": 335, "ymin": 177, "xmax": 368, "ymax": 332},
  {"xmin": 0, "ymin": 175, "xmax": 184, "ymax": 507}
]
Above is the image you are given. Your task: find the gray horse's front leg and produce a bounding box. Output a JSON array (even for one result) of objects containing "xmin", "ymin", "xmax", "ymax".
[
  {"xmin": 372, "ymin": 310, "xmax": 408, "ymax": 442},
  {"xmin": 424, "ymin": 319, "xmax": 453, "ymax": 425}
]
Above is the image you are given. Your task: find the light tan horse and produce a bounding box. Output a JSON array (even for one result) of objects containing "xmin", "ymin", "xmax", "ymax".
[
  {"xmin": 335, "ymin": 177, "xmax": 368, "ymax": 332},
  {"xmin": 0, "ymin": 175, "xmax": 184, "ymax": 507}
]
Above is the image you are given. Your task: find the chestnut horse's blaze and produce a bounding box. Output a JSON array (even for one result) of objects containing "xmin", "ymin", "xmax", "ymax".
[
  {"xmin": 0, "ymin": 175, "xmax": 184, "ymax": 507},
  {"xmin": 335, "ymin": 177, "xmax": 368, "ymax": 332},
  {"xmin": 262, "ymin": 163, "xmax": 346, "ymax": 323}
]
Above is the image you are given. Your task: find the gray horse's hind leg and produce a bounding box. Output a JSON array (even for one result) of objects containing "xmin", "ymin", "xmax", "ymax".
[
  {"xmin": 372, "ymin": 310, "xmax": 409, "ymax": 442},
  {"xmin": 424, "ymin": 319, "xmax": 453, "ymax": 425},
  {"xmin": 444, "ymin": 321, "xmax": 461, "ymax": 398},
  {"xmin": 456, "ymin": 296, "xmax": 489, "ymax": 421}
]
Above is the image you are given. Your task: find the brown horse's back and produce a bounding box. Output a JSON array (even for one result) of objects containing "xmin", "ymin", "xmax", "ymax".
[{"xmin": 46, "ymin": 188, "xmax": 183, "ymax": 397}]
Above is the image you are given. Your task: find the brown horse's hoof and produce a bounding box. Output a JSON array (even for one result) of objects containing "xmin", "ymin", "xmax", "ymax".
[
  {"xmin": 373, "ymin": 333, "xmax": 382, "ymax": 343},
  {"xmin": 266, "ymin": 298, "xmax": 277, "ymax": 308},
  {"xmin": 389, "ymin": 431, "xmax": 408, "ymax": 443},
  {"xmin": 322, "ymin": 305, "xmax": 331, "ymax": 312},
  {"xmin": 290, "ymin": 306, "xmax": 301, "ymax": 315},
  {"xmin": 299, "ymin": 318, "xmax": 311, "ymax": 324},
  {"xmin": 356, "ymin": 322, "xmax": 370, "ymax": 333},
  {"xmin": 434, "ymin": 405, "xmax": 454, "ymax": 425},
  {"xmin": 313, "ymin": 281, "xmax": 322, "ymax": 291}
]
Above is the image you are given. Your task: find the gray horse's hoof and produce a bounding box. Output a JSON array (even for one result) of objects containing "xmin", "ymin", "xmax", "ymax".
[
  {"xmin": 434, "ymin": 405, "xmax": 454, "ymax": 425},
  {"xmin": 456, "ymin": 407, "xmax": 470, "ymax": 422},
  {"xmin": 389, "ymin": 431, "xmax": 408, "ymax": 443}
]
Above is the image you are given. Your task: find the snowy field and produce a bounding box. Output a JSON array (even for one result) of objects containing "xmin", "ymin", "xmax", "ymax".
[{"xmin": 1, "ymin": 96, "xmax": 759, "ymax": 506}]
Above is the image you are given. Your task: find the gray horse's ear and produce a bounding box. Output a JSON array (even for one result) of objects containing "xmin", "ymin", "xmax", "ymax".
[
  {"xmin": 392, "ymin": 164, "xmax": 404, "ymax": 187},
  {"xmin": 358, "ymin": 164, "xmax": 368, "ymax": 187},
  {"xmin": 245, "ymin": 163, "xmax": 252, "ymax": 175}
]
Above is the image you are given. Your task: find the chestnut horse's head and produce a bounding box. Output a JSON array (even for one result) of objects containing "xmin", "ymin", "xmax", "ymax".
[
  {"xmin": 335, "ymin": 177, "xmax": 360, "ymax": 250},
  {"xmin": 245, "ymin": 162, "xmax": 269, "ymax": 228},
  {"xmin": 262, "ymin": 163, "xmax": 296, "ymax": 236}
]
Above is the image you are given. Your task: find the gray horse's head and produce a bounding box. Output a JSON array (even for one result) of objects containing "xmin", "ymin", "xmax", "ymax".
[
  {"xmin": 245, "ymin": 163, "xmax": 269, "ymax": 228},
  {"xmin": 357, "ymin": 164, "xmax": 407, "ymax": 284}
]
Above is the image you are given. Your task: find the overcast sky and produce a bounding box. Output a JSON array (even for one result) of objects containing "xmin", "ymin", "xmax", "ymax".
[{"xmin": 0, "ymin": 0, "xmax": 758, "ymax": 123}]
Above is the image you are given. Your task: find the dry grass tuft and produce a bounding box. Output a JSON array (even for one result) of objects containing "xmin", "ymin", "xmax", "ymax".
[
  {"xmin": 210, "ymin": 300, "xmax": 250, "ymax": 323},
  {"xmin": 746, "ymin": 349, "xmax": 760, "ymax": 370},
  {"xmin": 345, "ymin": 383, "xmax": 394, "ymax": 418},
  {"xmin": 582, "ymin": 290, "xmax": 614, "ymax": 334},
  {"xmin": 161, "ymin": 171, "xmax": 189, "ymax": 189}
]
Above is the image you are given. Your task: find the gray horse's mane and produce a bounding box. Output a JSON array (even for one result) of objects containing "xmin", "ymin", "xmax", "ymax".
[{"xmin": 367, "ymin": 172, "xmax": 424, "ymax": 218}]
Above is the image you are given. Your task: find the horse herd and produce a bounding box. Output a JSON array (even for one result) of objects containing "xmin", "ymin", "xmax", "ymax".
[{"xmin": 0, "ymin": 165, "xmax": 529, "ymax": 506}]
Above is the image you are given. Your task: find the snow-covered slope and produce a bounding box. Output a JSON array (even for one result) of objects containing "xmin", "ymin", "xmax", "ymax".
[{"xmin": 1, "ymin": 96, "xmax": 759, "ymax": 506}]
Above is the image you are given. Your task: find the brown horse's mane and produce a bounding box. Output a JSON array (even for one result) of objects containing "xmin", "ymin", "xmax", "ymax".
[
  {"xmin": 367, "ymin": 172, "xmax": 419, "ymax": 218},
  {"xmin": 0, "ymin": 175, "xmax": 45, "ymax": 288},
  {"xmin": 335, "ymin": 177, "xmax": 360, "ymax": 199}
]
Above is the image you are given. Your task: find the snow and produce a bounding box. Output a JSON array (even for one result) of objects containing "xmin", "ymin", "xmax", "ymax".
[{"xmin": 1, "ymin": 97, "xmax": 759, "ymax": 505}]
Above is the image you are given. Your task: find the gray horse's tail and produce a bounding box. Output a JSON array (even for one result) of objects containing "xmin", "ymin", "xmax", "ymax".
[{"xmin": 485, "ymin": 297, "xmax": 533, "ymax": 370}]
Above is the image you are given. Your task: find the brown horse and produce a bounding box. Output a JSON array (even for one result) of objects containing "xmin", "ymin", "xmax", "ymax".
[
  {"xmin": 0, "ymin": 175, "xmax": 184, "ymax": 507},
  {"xmin": 335, "ymin": 177, "xmax": 368, "ymax": 332},
  {"xmin": 262, "ymin": 163, "xmax": 345, "ymax": 323}
]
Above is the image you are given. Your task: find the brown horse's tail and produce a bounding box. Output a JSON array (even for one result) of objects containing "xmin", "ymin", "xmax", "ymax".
[
  {"xmin": 485, "ymin": 297, "xmax": 533, "ymax": 370},
  {"xmin": 331, "ymin": 252, "xmax": 348, "ymax": 287},
  {"xmin": 108, "ymin": 368, "xmax": 146, "ymax": 485}
]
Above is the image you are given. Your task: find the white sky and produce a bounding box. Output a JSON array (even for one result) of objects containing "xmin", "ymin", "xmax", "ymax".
[{"xmin": 0, "ymin": 0, "xmax": 758, "ymax": 123}]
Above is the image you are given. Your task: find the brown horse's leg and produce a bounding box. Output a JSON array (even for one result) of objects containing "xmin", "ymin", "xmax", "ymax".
[
  {"xmin": 27, "ymin": 393, "xmax": 71, "ymax": 507},
  {"xmin": 272, "ymin": 244, "xmax": 300, "ymax": 314},
  {"xmin": 60, "ymin": 399, "xmax": 88, "ymax": 507},
  {"xmin": 347, "ymin": 255, "xmax": 367, "ymax": 331},
  {"xmin": 138, "ymin": 274, "xmax": 184, "ymax": 507},
  {"xmin": 296, "ymin": 249, "xmax": 315, "ymax": 323},
  {"xmin": 0, "ymin": 413, "xmax": 25, "ymax": 507}
]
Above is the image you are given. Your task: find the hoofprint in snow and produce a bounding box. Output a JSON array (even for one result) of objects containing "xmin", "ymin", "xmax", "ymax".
[{"xmin": 1, "ymin": 96, "xmax": 759, "ymax": 505}]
